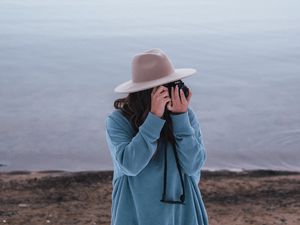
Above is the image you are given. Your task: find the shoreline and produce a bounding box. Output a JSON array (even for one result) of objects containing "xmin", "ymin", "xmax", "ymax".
[
  {"xmin": 0, "ymin": 169, "xmax": 299, "ymax": 182},
  {"xmin": 1, "ymin": 169, "xmax": 300, "ymax": 225},
  {"xmin": 1, "ymin": 168, "xmax": 299, "ymax": 175}
]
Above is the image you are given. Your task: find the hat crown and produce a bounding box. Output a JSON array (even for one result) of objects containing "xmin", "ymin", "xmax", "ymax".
[{"xmin": 131, "ymin": 48, "xmax": 175, "ymax": 83}]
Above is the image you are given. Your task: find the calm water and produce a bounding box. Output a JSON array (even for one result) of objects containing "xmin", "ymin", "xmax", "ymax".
[{"xmin": 1, "ymin": 0, "xmax": 300, "ymax": 171}]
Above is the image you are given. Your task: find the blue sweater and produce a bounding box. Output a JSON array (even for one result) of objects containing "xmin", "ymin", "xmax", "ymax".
[{"xmin": 105, "ymin": 107, "xmax": 208, "ymax": 225}]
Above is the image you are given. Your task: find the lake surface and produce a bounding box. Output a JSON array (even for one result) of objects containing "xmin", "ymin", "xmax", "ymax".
[{"xmin": 1, "ymin": 0, "xmax": 300, "ymax": 172}]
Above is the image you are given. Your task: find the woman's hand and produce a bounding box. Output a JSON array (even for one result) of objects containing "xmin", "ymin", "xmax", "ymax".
[
  {"xmin": 167, "ymin": 85, "xmax": 192, "ymax": 114},
  {"xmin": 150, "ymin": 85, "xmax": 171, "ymax": 118}
]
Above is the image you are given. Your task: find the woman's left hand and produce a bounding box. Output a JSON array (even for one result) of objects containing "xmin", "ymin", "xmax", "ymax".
[{"xmin": 167, "ymin": 85, "xmax": 192, "ymax": 113}]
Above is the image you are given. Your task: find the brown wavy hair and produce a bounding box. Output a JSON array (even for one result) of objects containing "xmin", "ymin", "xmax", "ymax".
[{"xmin": 113, "ymin": 87, "xmax": 176, "ymax": 161}]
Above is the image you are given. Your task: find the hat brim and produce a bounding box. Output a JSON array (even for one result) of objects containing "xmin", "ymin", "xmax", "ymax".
[{"xmin": 114, "ymin": 68, "xmax": 197, "ymax": 93}]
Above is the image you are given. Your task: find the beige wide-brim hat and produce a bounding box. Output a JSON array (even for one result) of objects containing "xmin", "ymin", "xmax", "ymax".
[{"xmin": 114, "ymin": 48, "xmax": 197, "ymax": 93}]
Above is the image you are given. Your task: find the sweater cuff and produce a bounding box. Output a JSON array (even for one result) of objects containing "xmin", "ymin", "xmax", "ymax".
[
  {"xmin": 139, "ymin": 111, "xmax": 166, "ymax": 140},
  {"xmin": 170, "ymin": 110, "xmax": 194, "ymax": 135}
]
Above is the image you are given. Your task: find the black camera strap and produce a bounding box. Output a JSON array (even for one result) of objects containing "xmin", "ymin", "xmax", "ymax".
[{"xmin": 160, "ymin": 140, "xmax": 185, "ymax": 205}]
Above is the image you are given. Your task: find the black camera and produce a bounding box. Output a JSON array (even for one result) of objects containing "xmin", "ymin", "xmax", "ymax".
[{"xmin": 163, "ymin": 79, "xmax": 189, "ymax": 99}]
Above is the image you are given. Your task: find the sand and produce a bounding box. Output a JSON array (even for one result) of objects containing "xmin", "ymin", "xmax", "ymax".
[{"xmin": 0, "ymin": 170, "xmax": 299, "ymax": 225}]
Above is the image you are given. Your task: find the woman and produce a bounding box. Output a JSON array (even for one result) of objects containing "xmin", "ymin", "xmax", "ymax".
[{"xmin": 105, "ymin": 48, "xmax": 208, "ymax": 225}]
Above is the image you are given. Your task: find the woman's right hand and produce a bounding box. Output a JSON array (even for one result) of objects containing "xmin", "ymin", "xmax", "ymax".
[{"xmin": 150, "ymin": 85, "xmax": 171, "ymax": 118}]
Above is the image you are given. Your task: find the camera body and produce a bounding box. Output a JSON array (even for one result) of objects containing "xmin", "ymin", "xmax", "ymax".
[
  {"xmin": 162, "ymin": 79, "xmax": 189, "ymax": 115},
  {"xmin": 163, "ymin": 79, "xmax": 189, "ymax": 99}
]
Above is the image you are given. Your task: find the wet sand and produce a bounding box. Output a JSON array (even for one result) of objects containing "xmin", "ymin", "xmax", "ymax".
[{"xmin": 0, "ymin": 170, "xmax": 299, "ymax": 225}]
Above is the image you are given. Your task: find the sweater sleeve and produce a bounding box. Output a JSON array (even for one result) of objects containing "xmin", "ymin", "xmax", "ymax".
[
  {"xmin": 170, "ymin": 107, "xmax": 207, "ymax": 176},
  {"xmin": 105, "ymin": 111, "xmax": 166, "ymax": 176}
]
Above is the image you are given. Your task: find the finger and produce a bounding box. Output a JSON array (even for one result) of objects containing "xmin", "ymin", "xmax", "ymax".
[
  {"xmin": 155, "ymin": 85, "xmax": 168, "ymax": 96},
  {"xmin": 162, "ymin": 97, "xmax": 170, "ymax": 107},
  {"xmin": 167, "ymin": 100, "xmax": 173, "ymax": 111},
  {"xmin": 165, "ymin": 96, "xmax": 172, "ymax": 102},
  {"xmin": 157, "ymin": 90, "xmax": 170, "ymax": 100},
  {"xmin": 151, "ymin": 86, "xmax": 157, "ymax": 96},
  {"xmin": 171, "ymin": 86, "xmax": 175, "ymax": 103},
  {"xmin": 180, "ymin": 89, "xmax": 187, "ymax": 104},
  {"xmin": 164, "ymin": 97, "xmax": 172, "ymax": 106},
  {"xmin": 156, "ymin": 92, "xmax": 169, "ymax": 103},
  {"xmin": 161, "ymin": 96, "xmax": 171, "ymax": 105},
  {"xmin": 161, "ymin": 90, "xmax": 170, "ymax": 98},
  {"xmin": 186, "ymin": 88, "xmax": 192, "ymax": 103},
  {"xmin": 174, "ymin": 85, "xmax": 179, "ymax": 101}
]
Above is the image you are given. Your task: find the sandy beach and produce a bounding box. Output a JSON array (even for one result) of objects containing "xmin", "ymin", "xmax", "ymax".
[{"xmin": 0, "ymin": 169, "xmax": 299, "ymax": 225}]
